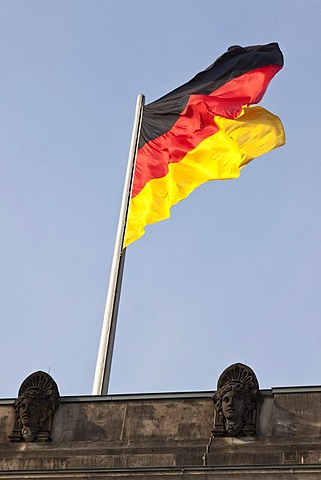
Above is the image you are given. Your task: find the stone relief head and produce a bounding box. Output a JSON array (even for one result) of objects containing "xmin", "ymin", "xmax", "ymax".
[
  {"xmin": 10, "ymin": 371, "xmax": 59, "ymax": 443},
  {"xmin": 213, "ymin": 363, "xmax": 260, "ymax": 437}
]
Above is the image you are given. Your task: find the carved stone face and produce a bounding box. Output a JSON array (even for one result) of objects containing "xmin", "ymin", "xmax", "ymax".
[
  {"xmin": 9, "ymin": 371, "xmax": 60, "ymax": 443},
  {"xmin": 213, "ymin": 363, "xmax": 259, "ymax": 438},
  {"xmin": 19, "ymin": 398, "xmax": 44, "ymax": 432},
  {"xmin": 221, "ymin": 390, "xmax": 245, "ymax": 423}
]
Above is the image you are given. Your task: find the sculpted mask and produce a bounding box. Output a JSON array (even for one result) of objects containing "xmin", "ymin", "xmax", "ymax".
[
  {"xmin": 213, "ymin": 363, "xmax": 260, "ymax": 437},
  {"xmin": 9, "ymin": 371, "xmax": 59, "ymax": 443}
]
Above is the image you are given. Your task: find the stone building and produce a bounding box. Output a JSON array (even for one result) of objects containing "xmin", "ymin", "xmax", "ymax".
[{"xmin": 1, "ymin": 365, "xmax": 321, "ymax": 479}]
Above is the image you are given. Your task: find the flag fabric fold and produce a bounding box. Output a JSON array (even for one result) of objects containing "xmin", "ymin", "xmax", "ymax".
[{"xmin": 124, "ymin": 43, "xmax": 285, "ymax": 247}]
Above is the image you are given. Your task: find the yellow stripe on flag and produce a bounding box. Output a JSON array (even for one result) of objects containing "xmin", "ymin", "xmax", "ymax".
[{"xmin": 124, "ymin": 106, "xmax": 285, "ymax": 247}]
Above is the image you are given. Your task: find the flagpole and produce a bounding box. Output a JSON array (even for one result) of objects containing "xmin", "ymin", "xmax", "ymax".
[{"xmin": 92, "ymin": 94, "xmax": 145, "ymax": 395}]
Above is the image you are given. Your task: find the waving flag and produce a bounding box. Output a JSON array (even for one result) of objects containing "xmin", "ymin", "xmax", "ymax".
[{"xmin": 124, "ymin": 43, "xmax": 285, "ymax": 247}]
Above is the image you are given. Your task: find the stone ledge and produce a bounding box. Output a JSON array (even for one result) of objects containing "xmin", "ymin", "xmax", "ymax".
[{"xmin": 1, "ymin": 464, "xmax": 321, "ymax": 479}]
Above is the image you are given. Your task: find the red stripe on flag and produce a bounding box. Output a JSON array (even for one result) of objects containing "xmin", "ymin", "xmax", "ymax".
[{"xmin": 132, "ymin": 64, "xmax": 281, "ymax": 198}]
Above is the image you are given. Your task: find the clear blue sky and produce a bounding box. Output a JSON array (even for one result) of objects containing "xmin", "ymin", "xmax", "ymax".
[{"xmin": 1, "ymin": 1, "xmax": 321, "ymax": 397}]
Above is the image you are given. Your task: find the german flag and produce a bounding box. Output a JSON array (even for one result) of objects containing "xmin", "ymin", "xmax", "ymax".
[{"xmin": 124, "ymin": 43, "xmax": 285, "ymax": 247}]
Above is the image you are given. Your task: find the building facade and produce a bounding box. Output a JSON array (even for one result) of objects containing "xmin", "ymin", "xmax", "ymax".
[{"xmin": 1, "ymin": 365, "xmax": 321, "ymax": 479}]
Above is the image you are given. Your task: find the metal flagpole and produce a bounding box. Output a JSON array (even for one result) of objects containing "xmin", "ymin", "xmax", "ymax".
[{"xmin": 92, "ymin": 94, "xmax": 145, "ymax": 395}]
